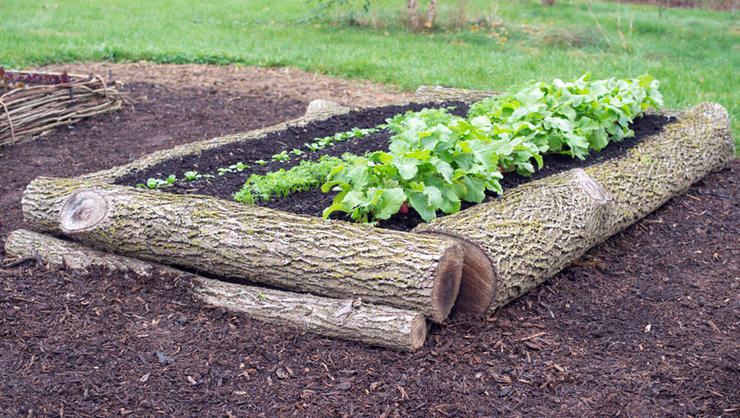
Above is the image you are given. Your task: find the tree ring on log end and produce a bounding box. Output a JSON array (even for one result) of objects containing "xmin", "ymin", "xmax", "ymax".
[
  {"xmin": 60, "ymin": 189, "xmax": 109, "ymax": 233},
  {"xmin": 409, "ymin": 313, "xmax": 428, "ymax": 351},
  {"xmin": 574, "ymin": 168, "xmax": 610, "ymax": 204},
  {"xmin": 417, "ymin": 229, "xmax": 496, "ymax": 316},
  {"xmin": 429, "ymin": 242, "xmax": 464, "ymax": 322}
]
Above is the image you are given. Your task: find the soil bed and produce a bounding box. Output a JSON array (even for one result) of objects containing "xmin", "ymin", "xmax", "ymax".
[
  {"xmin": 116, "ymin": 104, "xmax": 674, "ymax": 231},
  {"xmin": 1, "ymin": 64, "xmax": 737, "ymax": 416}
]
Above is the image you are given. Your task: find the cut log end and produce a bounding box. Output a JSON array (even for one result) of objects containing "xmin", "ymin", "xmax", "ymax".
[
  {"xmin": 418, "ymin": 230, "xmax": 495, "ymax": 316},
  {"xmin": 60, "ymin": 189, "xmax": 108, "ymax": 233},
  {"xmin": 430, "ymin": 242, "xmax": 464, "ymax": 322},
  {"xmin": 574, "ymin": 168, "xmax": 610, "ymax": 204},
  {"xmin": 409, "ymin": 313, "xmax": 428, "ymax": 350}
]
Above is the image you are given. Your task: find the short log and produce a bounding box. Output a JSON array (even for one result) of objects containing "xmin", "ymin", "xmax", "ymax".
[
  {"xmin": 416, "ymin": 169, "xmax": 615, "ymax": 311},
  {"xmin": 416, "ymin": 102, "xmax": 734, "ymax": 312},
  {"xmin": 21, "ymin": 178, "xmax": 465, "ymax": 323},
  {"xmin": 5, "ymin": 229, "xmax": 427, "ymax": 351}
]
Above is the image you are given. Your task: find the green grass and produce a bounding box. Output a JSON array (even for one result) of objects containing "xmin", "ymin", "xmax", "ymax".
[{"xmin": 1, "ymin": 0, "xmax": 737, "ymax": 146}]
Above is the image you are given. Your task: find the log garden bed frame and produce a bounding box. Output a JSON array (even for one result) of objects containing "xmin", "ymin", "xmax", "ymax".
[{"xmin": 5, "ymin": 87, "xmax": 734, "ymax": 351}]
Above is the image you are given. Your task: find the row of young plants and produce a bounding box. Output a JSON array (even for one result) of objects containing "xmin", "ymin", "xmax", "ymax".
[
  {"xmin": 234, "ymin": 74, "xmax": 663, "ymax": 223},
  {"xmin": 135, "ymin": 125, "xmax": 380, "ymax": 189}
]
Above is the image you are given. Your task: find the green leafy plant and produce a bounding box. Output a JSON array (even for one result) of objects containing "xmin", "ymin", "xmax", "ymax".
[
  {"xmin": 137, "ymin": 174, "xmax": 177, "ymax": 189},
  {"xmin": 322, "ymin": 74, "xmax": 662, "ymax": 223},
  {"xmin": 271, "ymin": 151, "xmax": 291, "ymax": 162},
  {"xmin": 184, "ymin": 170, "xmax": 200, "ymax": 180},
  {"xmin": 218, "ymin": 161, "xmax": 250, "ymax": 175},
  {"xmin": 234, "ymin": 155, "xmax": 345, "ymax": 204},
  {"xmin": 304, "ymin": 127, "xmax": 380, "ymax": 151}
]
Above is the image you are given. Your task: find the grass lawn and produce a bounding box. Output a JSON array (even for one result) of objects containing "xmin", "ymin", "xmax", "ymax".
[{"xmin": 1, "ymin": 0, "xmax": 737, "ymax": 145}]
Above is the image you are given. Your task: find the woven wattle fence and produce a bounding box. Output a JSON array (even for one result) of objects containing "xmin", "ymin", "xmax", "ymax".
[{"xmin": 1, "ymin": 68, "xmax": 123, "ymax": 146}]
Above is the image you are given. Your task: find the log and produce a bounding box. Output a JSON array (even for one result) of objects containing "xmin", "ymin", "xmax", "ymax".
[
  {"xmin": 416, "ymin": 102, "xmax": 734, "ymax": 312},
  {"xmin": 416, "ymin": 169, "xmax": 615, "ymax": 311},
  {"xmin": 584, "ymin": 102, "xmax": 735, "ymax": 237},
  {"xmin": 22, "ymin": 178, "xmax": 465, "ymax": 323},
  {"xmin": 414, "ymin": 86, "xmax": 501, "ymax": 103},
  {"xmin": 5, "ymin": 229, "xmax": 427, "ymax": 351}
]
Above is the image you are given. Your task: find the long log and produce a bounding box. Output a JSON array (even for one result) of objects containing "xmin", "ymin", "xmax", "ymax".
[
  {"xmin": 5, "ymin": 229, "xmax": 427, "ymax": 351},
  {"xmin": 21, "ymin": 178, "xmax": 464, "ymax": 323},
  {"xmin": 584, "ymin": 102, "xmax": 735, "ymax": 236},
  {"xmin": 414, "ymin": 86, "xmax": 501, "ymax": 103},
  {"xmin": 416, "ymin": 169, "xmax": 615, "ymax": 310},
  {"xmin": 416, "ymin": 102, "xmax": 734, "ymax": 312}
]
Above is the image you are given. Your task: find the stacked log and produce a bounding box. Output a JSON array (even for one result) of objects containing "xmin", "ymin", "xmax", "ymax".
[
  {"xmin": 5, "ymin": 229, "xmax": 427, "ymax": 351},
  {"xmin": 21, "ymin": 177, "xmax": 466, "ymax": 324},
  {"xmin": 7, "ymin": 94, "xmax": 734, "ymax": 350}
]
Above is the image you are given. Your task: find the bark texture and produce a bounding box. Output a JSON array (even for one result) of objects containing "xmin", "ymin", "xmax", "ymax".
[
  {"xmin": 416, "ymin": 169, "xmax": 616, "ymax": 311},
  {"xmin": 425, "ymin": 0, "xmax": 438, "ymax": 27},
  {"xmin": 22, "ymin": 178, "xmax": 463, "ymax": 322},
  {"xmin": 414, "ymin": 86, "xmax": 501, "ymax": 103},
  {"xmin": 5, "ymin": 229, "xmax": 427, "ymax": 351},
  {"xmin": 407, "ymin": 0, "xmax": 420, "ymax": 30},
  {"xmin": 415, "ymin": 102, "xmax": 734, "ymax": 312},
  {"xmin": 585, "ymin": 102, "xmax": 735, "ymax": 238}
]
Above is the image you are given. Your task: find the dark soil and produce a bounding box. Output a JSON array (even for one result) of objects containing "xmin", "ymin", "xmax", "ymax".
[
  {"xmin": 117, "ymin": 104, "xmax": 673, "ymax": 231},
  {"xmin": 1, "ymin": 68, "xmax": 738, "ymax": 416}
]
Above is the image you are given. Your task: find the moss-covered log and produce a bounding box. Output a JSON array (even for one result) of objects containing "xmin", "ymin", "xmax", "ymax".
[
  {"xmin": 416, "ymin": 102, "xmax": 734, "ymax": 312},
  {"xmin": 584, "ymin": 102, "xmax": 735, "ymax": 237},
  {"xmin": 5, "ymin": 229, "xmax": 427, "ymax": 351},
  {"xmin": 416, "ymin": 169, "xmax": 615, "ymax": 310},
  {"xmin": 22, "ymin": 178, "xmax": 464, "ymax": 322}
]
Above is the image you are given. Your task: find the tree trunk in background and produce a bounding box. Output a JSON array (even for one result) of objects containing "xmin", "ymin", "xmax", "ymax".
[
  {"xmin": 425, "ymin": 0, "xmax": 438, "ymax": 28},
  {"xmin": 5, "ymin": 229, "xmax": 428, "ymax": 351},
  {"xmin": 22, "ymin": 178, "xmax": 465, "ymax": 323},
  {"xmin": 407, "ymin": 0, "xmax": 419, "ymax": 30}
]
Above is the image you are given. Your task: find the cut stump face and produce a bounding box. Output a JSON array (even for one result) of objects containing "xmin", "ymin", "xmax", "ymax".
[{"xmin": 60, "ymin": 190, "xmax": 108, "ymax": 233}]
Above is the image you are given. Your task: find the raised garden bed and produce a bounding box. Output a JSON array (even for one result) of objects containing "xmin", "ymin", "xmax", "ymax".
[
  {"xmin": 5, "ymin": 83, "xmax": 734, "ymax": 351},
  {"xmin": 0, "ymin": 68, "xmax": 123, "ymax": 146}
]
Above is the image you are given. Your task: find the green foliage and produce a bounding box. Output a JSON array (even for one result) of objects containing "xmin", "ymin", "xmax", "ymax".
[
  {"xmin": 271, "ymin": 151, "xmax": 291, "ymax": 162},
  {"xmin": 137, "ymin": 174, "xmax": 177, "ymax": 189},
  {"xmin": 1, "ymin": 0, "xmax": 736, "ymax": 143},
  {"xmin": 468, "ymin": 73, "xmax": 663, "ymax": 160},
  {"xmin": 305, "ymin": 127, "xmax": 380, "ymax": 151},
  {"xmin": 323, "ymin": 74, "xmax": 663, "ymax": 223},
  {"xmin": 234, "ymin": 155, "xmax": 345, "ymax": 204},
  {"xmin": 218, "ymin": 161, "xmax": 250, "ymax": 175}
]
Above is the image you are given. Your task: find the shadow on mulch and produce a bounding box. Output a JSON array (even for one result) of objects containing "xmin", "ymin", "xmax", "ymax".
[{"xmin": 0, "ymin": 81, "xmax": 738, "ymax": 416}]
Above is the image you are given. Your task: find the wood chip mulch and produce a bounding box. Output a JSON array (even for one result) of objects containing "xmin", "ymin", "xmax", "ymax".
[{"xmin": 0, "ymin": 64, "xmax": 737, "ymax": 416}]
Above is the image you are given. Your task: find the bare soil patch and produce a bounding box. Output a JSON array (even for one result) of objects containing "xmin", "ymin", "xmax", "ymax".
[{"xmin": 1, "ymin": 63, "xmax": 738, "ymax": 416}]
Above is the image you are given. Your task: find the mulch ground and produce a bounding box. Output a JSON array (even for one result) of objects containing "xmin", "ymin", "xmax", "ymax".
[{"xmin": 1, "ymin": 64, "xmax": 738, "ymax": 416}]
